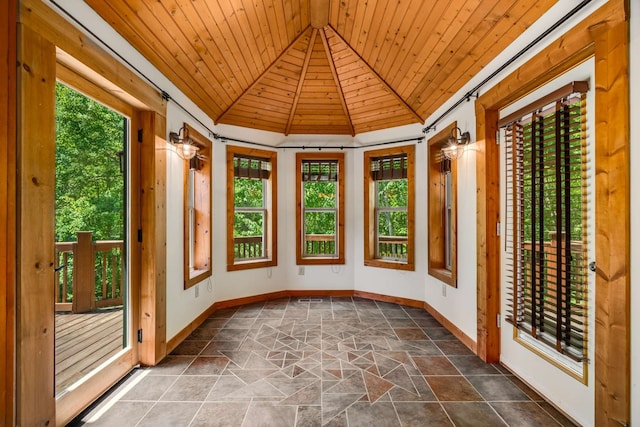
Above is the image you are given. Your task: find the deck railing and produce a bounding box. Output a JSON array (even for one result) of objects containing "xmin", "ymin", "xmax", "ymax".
[
  {"xmin": 55, "ymin": 231, "xmax": 124, "ymax": 313},
  {"xmin": 234, "ymin": 235, "xmax": 264, "ymax": 260},
  {"xmin": 304, "ymin": 234, "xmax": 336, "ymax": 256},
  {"xmin": 377, "ymin": 235, "xmax": 408, "ymax": 260}
]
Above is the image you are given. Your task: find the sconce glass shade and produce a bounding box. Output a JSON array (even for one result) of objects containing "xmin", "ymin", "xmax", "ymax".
[
  {"xmin": 441, "ymin": 129, "xmax": 470, "ymax": 161},
  {"xmin": 169, "ymin": 128, "xmax": 199, "ymax": 160},
  {"xmin": 178, "ymin": 143, "xmax": 198, "ymax": 160},
  {"xmin": 442, "ymin": 142, "xmax": 464, "ymax": 160}
]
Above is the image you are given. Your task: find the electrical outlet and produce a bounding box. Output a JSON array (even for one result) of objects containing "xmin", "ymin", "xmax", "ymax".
[
  {"xmin": 441, "ymin": 284, "xmax": 447, "ymax": 297},
  {"xmin": 195, "ymin": 284, "xmax": 199, "ymax": 298},
  {"xmin": 298, "ymin": 266, "xmax": 305, "ymax": 275}
]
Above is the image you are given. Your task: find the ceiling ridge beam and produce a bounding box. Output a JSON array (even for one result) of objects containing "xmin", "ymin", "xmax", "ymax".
[
  {"xmin": 325, "ymin": 25, "xmax": 424, "ymax": 124},
  {"xmin": 285, "ymin": 28, "xmax": 318, "ymax": 135},
  {"xmin": 216, "ymin": 26, "xmax": 313, "ymax": 124},
  {"xmin": 319, "ymin": 28, "xmax": 354, "ymax": 136}
]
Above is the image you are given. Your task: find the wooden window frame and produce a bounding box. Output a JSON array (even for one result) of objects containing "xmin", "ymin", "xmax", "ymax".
[
  {"xmin": 296, "ymin": 152, "xmax": 345, "ymax": 265},
  {"xmin": 502, "ymin": 86, "xmax": 590, "ymax": 377},
  {"xmin": 363, "ymin": 145, "xmax": 415, "ymax": 271},
  {"xmin": 182, "ymin": 123, "xmax": 212, "ymax": 289},
  {"xmin": 428, "ymin": 123, "xmax": 458, "ymax": 287},
  {"xmin": 226, "ymin": 145, "xmax": 277, "ymax": 271}
]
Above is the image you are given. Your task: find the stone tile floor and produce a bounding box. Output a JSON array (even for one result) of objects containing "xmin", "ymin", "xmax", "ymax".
[{"xmin": 72, "ymin": 297, "xmax": 576, "ymax": 426}]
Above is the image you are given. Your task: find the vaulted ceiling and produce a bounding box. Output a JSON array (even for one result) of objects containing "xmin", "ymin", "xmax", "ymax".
[{"xmin": 86, "ymin": 0, "xmax": 556, "ymax": 136}]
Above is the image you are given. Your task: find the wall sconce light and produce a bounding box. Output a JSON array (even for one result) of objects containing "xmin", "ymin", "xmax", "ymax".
[
  {"xmin": 441, "ymin": 127, "xmax": 471, "ymax": 161},
  {"xmin": 169, "ymin": 125, "xmax": 199, "ymax": 160}
]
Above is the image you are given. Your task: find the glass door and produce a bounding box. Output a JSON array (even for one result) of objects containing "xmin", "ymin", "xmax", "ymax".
[{"xmin": 54, "ymin": 80, "xmax": 137, "ymax": 412}]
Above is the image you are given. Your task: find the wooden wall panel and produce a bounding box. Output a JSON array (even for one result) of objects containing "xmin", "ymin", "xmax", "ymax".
[
  {"xmin": 1, "ymin": 0, "xmax": 17, "ymax": 424},
  {"xmin": 590, "ymin": 19, "xmax": 630, "ymax": 427},
  {"xmin": 16, "ymin": 23, "xmax": 57, "ymax": 427},
  {"xmin": 20, "ymin": 0, "xmax": 164, "ymax": 114},
  {"xmin": 139, "ymin": 111, "xmax": 167, "ymax": 366}
]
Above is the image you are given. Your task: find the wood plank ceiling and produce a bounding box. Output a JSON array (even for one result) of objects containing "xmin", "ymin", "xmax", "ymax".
[{"xmin": 86, "ymin": 0, "xmax": 557, "ymax": 136}]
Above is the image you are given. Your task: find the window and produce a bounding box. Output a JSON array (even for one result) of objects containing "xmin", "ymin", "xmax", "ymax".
[
  {"xmin": 296, "ymin": 152, "xmax": 345, "ymax": 265},
  {"xmin": 363, "ymin": 145, "xmax": 414, "ymax": 270},
  {"xmin": 182, "ymin": 124, "xmax": 212, "ymax": 289},
  {"xmin": 227, "ymin": 145, "xmax": 277, "ymax": 271},
  {"xmin": 502, "ymin": 81, "xmax": 590, "ymax": 366},
  {"xmin": 428, "ymin": 124, "xmax": 458, "ymax": 286}
]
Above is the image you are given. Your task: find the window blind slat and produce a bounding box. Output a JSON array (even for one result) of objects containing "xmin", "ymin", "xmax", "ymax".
[
  {"xmin": 302, "ymin": 160, "xmax": 338, "ymax": 182},
  {"xmin": 370, "ymin": 154, "xmax": 408, "ymax": 180},
  {"xmin": 503, "ymin": 89, "xmax": 589, "ymax": 361},
  {"xmin": 234, "ymin": 155, "xmax": 271, "ymax": 179}
]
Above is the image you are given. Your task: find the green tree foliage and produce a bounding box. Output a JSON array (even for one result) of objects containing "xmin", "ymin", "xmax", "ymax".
[
  {"xmin": 304, "ymin": 181, "xmax": 336, "ymax": 235},
  {"xmin": 233, "ymin": 177, "xmax": 264, "ymax": 237},
  {"xmin": 55, "ymin": 82, "xmax": 125, "ymax": 242},
  {"xmin": 377, "ymin": 179, "xmax": 408, "ymax": 237}
]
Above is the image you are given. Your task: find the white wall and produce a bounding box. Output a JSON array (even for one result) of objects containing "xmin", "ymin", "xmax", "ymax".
[
  {"xmin": 630, "ymin": 0, "xmax": 639, "ymax": 421},
  {"xmin": 52, "ymin": 0, "xmax": 639, "ymax": 422},
  {"xmin": 349, "ymin": 124, "xmax": 428, "ymax": 303}
]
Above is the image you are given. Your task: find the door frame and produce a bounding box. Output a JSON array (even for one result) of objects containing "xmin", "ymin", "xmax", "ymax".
[
  {"xmin": 474, "ymin": 0, "xmax": 630, "ymax": 424},
  {"xmin": 16, "ymin": 0, "xmax": 167, "ymax": 424},
  {"xmin": 53, "ymin": 66, "xmax": 141, "ymax": 424}
]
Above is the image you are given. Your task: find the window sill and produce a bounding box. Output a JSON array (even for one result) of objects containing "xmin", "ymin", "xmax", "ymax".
[
  {"xmin": 364, "ymin": 258, "xmax": 414, "ymax": 271},
  {"xmin": 514, "ymin": 328, "xmax": 587, "ymax": 384},
  {"xmin": 227, "ymin": 258, "xmax": 276, "ymax": 271},
  {"xmin": 185, "ymin": 269, "xmax": 211, "ymax": 289},
  {"xmin": 297, "ymin": 256, "xmax": 345, "ymax": 266},
  {"xmin": 428, "ymin": 267, "xmax": 456, "ymax": 287}
]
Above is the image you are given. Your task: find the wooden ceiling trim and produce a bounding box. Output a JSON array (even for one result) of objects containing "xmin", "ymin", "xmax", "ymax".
[
  {"xmin": 420, "ymin": 0, "xmax": 556, "ymax": 117},
  {"xmin": 406, "ymin": 0, "xmax": 521, "ymax": 107},
  {"xmin": 165, "ymin": 0, "xmax": 246, "ymax": 97},
  {"xmin": 320, "ymin": 28, "xmax": 354, "ymax": 135},
  {"xmin": 142, "ymin": 1, "xmax": 236, "ymax": 104},
  {"xmin": 393, "ymin": 0, "xmax": 474, "ymax": 96},
  {"xmin": 85, "ymin": 0, "xmax": 223, "ymax": 116},
  {"xmin": 325, "ymin": 27, "xmax": 423, "ymax": 124},
  {"xmin": 285, "ymin": 29, "xmax": 318, "ymax": 135},
  {"xmin": 217, "ymin": 27, "xmax": 312, "ymax": 123}
]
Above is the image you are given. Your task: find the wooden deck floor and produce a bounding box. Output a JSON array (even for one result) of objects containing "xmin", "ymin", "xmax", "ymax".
[{"xmin": 55, "ymin": 308, "xmax": 124, "ymax": 396}]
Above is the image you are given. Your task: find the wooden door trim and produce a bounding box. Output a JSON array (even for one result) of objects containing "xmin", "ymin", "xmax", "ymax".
[
  {"xmin": 16, "ymin": 22, "xmax": 57, "ymax": 426},
  {"xmin": 474, "ymin": 0, "xmax": 629, "ymax": 424},
  {"xmin": 16, "ymin": 0, "xmax": 168, "ymax": 423},
  {"xmin": 1, "ymin": 0, "xmax": 17, "ymax": 424}
]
